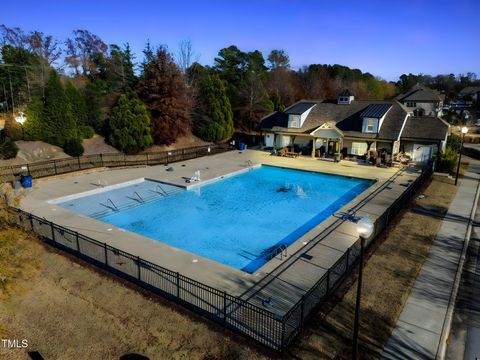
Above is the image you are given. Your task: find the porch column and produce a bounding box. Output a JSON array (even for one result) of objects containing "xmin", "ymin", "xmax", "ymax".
[{"xmin": 311, "ymin": 138, "xmax": 315, "ymax": 158}]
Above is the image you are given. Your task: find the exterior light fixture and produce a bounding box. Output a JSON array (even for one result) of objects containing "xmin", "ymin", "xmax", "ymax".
[
  {"xmin": 455, "ymin": 127, "xmax": 468, "ymax": 186},
  {"xmin": 352, "ymin": 215, "xmax": 374, "ymax": 359}
]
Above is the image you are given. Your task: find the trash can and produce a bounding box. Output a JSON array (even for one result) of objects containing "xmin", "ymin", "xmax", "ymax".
[
  {"xmin": 13, "ymin": 179, "xmax": 21, "ymax": 190},
  {"xmin": 21, "ymin": 175, "xmax": 32, "ymax": 188},
  {"xmin": 239, "ymin": 143, "xmax": 246, "ymax": 151},
  {"xmin": 334, "ymin": 153, "xmax": 341, "ymax": 162}
]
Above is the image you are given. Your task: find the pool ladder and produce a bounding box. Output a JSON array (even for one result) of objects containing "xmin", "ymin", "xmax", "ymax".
[
  {"xmin": 102, "ymin": 198, "xmax": 119, "ymax": 212},
  {"xmin": 133, "ymin": 191, "xmax": 144, "ymax": 203},
  {"xmin": 266, "ymin": 244, "xmax": 287, "ymax": 260},
  {"xmin": 152, "ymin": 184, "xmax": 169, "ymax": 196}
]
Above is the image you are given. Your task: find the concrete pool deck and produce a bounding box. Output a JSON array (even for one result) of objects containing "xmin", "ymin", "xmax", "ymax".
[{"xmin": 15, "ymin": 149, "xmax": 422, "ymax": 315}]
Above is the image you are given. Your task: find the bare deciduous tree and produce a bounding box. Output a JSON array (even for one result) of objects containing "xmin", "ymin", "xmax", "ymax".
[{"xmin": 176, "ymin": 39, "xmax": 199, "ymax": 76}]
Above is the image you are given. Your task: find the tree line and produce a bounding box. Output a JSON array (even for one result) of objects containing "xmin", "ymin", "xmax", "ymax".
[{"xmin": 1, "ymin": 24, "xmax": 478, "ymax": 158}]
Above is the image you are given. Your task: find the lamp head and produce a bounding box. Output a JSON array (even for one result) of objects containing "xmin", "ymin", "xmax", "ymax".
[
  {"xmin": 356, "ymin": 216, "xmax": 374, "ymax": 239},
  {"xmin": 461, "ymin": 126, "xmax": 468, "ymax": 134},
  {"xmin": 15, "ymin": 111, "xmax": 26, "ymax": 125}
]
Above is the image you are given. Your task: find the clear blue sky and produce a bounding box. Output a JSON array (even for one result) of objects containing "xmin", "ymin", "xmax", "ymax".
[{"xmin": 2, "ymin": 0, "xmax": 479, "ymax": 81}]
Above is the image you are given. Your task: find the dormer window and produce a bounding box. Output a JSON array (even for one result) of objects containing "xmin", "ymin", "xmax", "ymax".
[
  {"xmin": 337, "ymin": 90, "xmax": 354, "ymax": 104},
  {"xmin": 366, "ymin": 118, "xmax": 374, "ymax": 132},
  {"xmin": 290, "ymin": 115, "xmax": 299, "ymax": 128}
]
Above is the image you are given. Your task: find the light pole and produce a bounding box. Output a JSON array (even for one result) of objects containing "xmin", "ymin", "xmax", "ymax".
[
  {"xmin": 15, "ymin": 111, "xmax": 26, "ymax": 140},
  {"xmin": 352, "ymin": 216, "xmax": 374, "ymax": 360},
  {"xmin": 454, "ymin": 126, "xmax": 468, "ymax": 186}
]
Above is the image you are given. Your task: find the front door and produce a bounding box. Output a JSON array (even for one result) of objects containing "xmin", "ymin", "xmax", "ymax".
[{"xmin": 327, "ymin": 141, "xmax": 337, "ymax": 155}]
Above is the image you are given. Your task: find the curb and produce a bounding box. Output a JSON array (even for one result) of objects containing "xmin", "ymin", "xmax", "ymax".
[{"xmin": 436, "ymin": 170, "xmax": 480, "ymax": 359}]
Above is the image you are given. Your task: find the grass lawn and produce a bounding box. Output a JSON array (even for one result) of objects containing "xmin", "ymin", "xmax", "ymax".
[{"xmin": 0, "ymin": 176, "xmax": 457, "ymax": 360}]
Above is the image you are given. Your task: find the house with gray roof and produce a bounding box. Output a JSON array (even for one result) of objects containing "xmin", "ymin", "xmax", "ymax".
[
  {"xmin": 459, "ymin": 86, "xmax": 480, "ymax": 102},
  {"xmin": 395, "ymin": 84, "xmax": 444, "ymax": 117},
  {"xmin": 260, "ymin": 89, "xmax": 449, "ymax": 163}
]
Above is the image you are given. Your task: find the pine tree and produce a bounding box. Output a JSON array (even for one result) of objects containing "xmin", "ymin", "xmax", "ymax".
[
  {"xmin": 107, "ymin": 93, "xmax": 153, "ymax": 153},
  {"xmin": 194, "ymin": 74, "xmax": 234, "ymax": 143},
  {"xmin": 137, "ymin": 46, "xmax": 191, "ymax": 145},
  {"xmin": 42, "ymin": 70, "xmax": 78, "ymax": 146},
  {"xmin": 65, "ymin": 81, "xmax": 88, "ymax": 131}
]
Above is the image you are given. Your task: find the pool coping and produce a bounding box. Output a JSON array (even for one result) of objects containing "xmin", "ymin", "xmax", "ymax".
[{"xmin": 46, "ymin": 163, "xmax": 376, "ymax": 275}]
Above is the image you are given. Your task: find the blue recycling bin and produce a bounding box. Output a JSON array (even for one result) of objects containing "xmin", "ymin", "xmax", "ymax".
[
  {"xmin": 239, "ymin": 143, "xmax": 246, "ymax": 151},
  {"xmin": 21, "ymin": 175, "xmax": 32, "ymax": 188}
]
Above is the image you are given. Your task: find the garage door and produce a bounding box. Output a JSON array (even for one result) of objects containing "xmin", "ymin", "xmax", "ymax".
[{"xmin": 413, "ymin": 144, "xmax": 432, "ymax": 162}]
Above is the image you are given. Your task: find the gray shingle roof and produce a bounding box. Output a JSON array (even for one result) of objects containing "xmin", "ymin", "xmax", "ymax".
[
  {"xmin": 339, "ymin": 89, "xmax": 353, "ymax": 96},
  {"xmin": 396, "ymin": 85, "xmax": 443, "ymax": 102},
  {"xmin": 360, "ymin": 103, "xmax": 392, "ymax": 118},
  {"xmin": 460, "ymin": 86, "xmax": 480, "ymax": 95},
  {"xmin": 285, "ymin": 102, "xmax": 316, "ymax": 114},
  {"xmin": 400, "ymin": 117, "xmax": 449, "ymax": 141},
  {"xmin": 260, "ymin": 99, "xmax": 409, "ymax": 140}
]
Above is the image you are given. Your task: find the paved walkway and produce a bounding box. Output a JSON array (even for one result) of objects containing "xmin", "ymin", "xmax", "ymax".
[
  {"xmin": 383, "ymin": 158, "xmax": 480, "ymax": 360},
  {"xmin": 445, "ymin": 192, "xmax": 480, "ymax": 359}
]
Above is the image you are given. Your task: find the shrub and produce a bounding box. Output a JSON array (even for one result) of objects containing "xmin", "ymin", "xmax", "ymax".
[
  {"xmin": 81, "ymin": 126, "xmax": 95, "ymax": 139},
  {"xmin": 436, "ymin": 146, "xmax": 458, "ymax": 174},
  {"xmin": 0, "ymin": 137, "xmax": 19, "ymax": 159},
  {"xmin": 63, "ymin": 138, "xmax": 84, "ymax": 157}
]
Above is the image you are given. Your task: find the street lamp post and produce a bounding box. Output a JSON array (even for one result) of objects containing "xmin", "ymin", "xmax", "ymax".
[
  {"xmin": 15, "ymin": 111, "xmax": 26, "ymax": 140},
  {"xmin": 352, "ymin": 216, "xmax": 374, "ymax": 360},
  {"xmin": 454, "ymin": 126, "xmax": 468, "ymax": 186}
]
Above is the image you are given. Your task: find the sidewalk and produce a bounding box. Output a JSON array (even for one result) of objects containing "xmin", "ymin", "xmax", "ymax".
[{"xmin": 383, "ymin": 158, "xmax": 480, "ymax": 360}]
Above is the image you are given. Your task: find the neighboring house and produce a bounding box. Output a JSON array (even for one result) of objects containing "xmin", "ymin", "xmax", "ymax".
[
  {"xmin": 459, "ymin": 86, "xmax": 480, "ymax": 102},
  {"xmin": 395, "ymin": 84, "xmax": 444, "ymax": 117},
  {"xmin": 260, "ymin": 90, "xmax": 449, "ymax": 162}
]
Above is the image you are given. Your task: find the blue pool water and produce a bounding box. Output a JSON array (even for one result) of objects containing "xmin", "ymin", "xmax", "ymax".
[{"xmin": 57, "ymin": 166, "xmax": 373, "ymax": 273}]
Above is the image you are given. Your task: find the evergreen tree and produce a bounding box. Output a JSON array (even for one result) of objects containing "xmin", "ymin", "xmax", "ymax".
[
  {"xmin": 42, "ymin": 69, "xmax": 77, "ymax": 146},
  {"xmin": 83, "ymin": 78, "xmax": 105, "ymax": 132},
  {"xmin": 137, "ymin": 46, "xmax": 191, "ymax": 145},
  {"xmin": 65, "ymin": 81, "xmax": 88, "ymax": 130},
  {"xmin": 194, "ymin": 74, "xmax": 233, "ymax": 143},
  {"xmin": 107, "ymin": 93, "xmax": 153, "ymax": 153}
]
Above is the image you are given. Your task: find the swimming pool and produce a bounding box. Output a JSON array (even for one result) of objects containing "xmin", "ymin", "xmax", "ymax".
[{"xmin": 56, "ymin": 166, "xmax": 373, "ymax": 273}]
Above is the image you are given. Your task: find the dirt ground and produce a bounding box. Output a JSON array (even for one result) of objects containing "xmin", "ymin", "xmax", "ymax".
[
  {"xmin": 142, "ymin": 134, "xmax": 210, "ymax": 153},
  {"xmin": 1, "ymin": 134, "xmax": 210, "ymax": 167},
  {"xmin": 0, "ymin": 176, "xmax": 457, "ymax": 360},
  {"xmin": 82, "ymin": 135, "xmax": 120, "ymax": 155}
]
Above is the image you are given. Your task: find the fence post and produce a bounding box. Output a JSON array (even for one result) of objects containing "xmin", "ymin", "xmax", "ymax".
[
  {"xmin": 104, "ymin": 243, "xmax": 108, "ymax": 265},
  {"xmin": 137, "ymin": 256, "xmax": 141, "ymax": 280},
  {"xmin": 124, "ymin": 154, "xmax": 127, "ymax": 167},
  {"xmin": 100, "ymin": 153, "xmax": 104, "ymax": 167},
  {"xmin": 26, "ymin": 163, "xmax": 30, "ymax": 175},
  {"xmin": 77, "ymin": 156, "xmax": 81, "ymax": 170},
  {"xmin": 50, "ymin": 222, "xmax": 55, "ymax": 242},
  {"xmin": 345, "ymin": 248, "xmax": 350, "ymax": 274},
  {"xmin": 300, "ymin": 295, "xmax": 305, "ymax": 329},
  {"xmin": 76, "ymin": 232, "xmax": 80, "ymax": 252},
  {"xmin": 146, "ymin": 153, "xmax": 149, "ymax": 166},
  {"xmin": 53, "ymin": 160, "xmax": 57, "ymax": 175},
  {"xmin": 223, "ymin": 291, "xmax": 227, "ymax": 325},
  {"xmin": 326, "ymin": 270, "xmax": 330, "ymax": 297},
  {"xmin": 176, "ymin": 272, "xmax": 180, "ymax": 300}
]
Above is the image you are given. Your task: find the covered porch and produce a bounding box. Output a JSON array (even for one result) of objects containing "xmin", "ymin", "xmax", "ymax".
[{"xmin": 267, "ymin": 123, "xmax": 344, "ymax": 159}]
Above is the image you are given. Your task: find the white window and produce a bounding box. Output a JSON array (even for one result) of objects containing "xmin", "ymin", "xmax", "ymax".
[
  {"xmin": 366, "ymin": 118, "xmax": 375, "ymax": 132},
  {"xmin": 406, "ymin": 102, "xmax": 416, "ymax": 107},
  {"xmin": 289, "ymin": 115, "xmax": 299, "ymax": 128},
  {"xmin": 351, "ymin": 142, "xmax": 368, "ymax": 156}
]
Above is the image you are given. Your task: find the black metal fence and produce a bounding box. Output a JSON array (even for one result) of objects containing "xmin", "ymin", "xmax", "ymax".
[
  {"xmin": 0, "ymin": 144, "xmax": 230, "ymax": 183},
  {"xmin": 6, "ymin": 165, "xmax": 433, "ymax": 351},
  {"xmin": 280, "ymin": 165, "xmax": 433, "ymax": 347}
]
